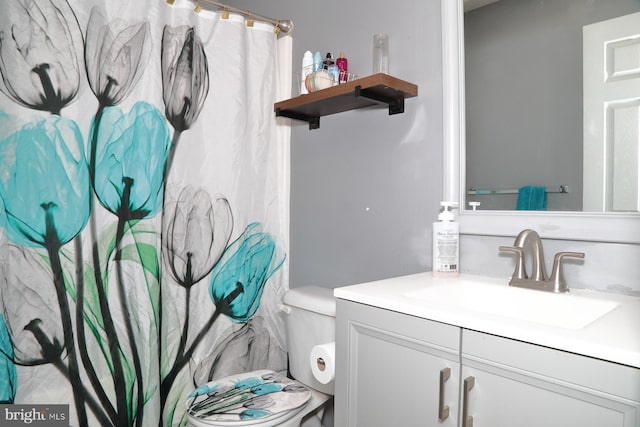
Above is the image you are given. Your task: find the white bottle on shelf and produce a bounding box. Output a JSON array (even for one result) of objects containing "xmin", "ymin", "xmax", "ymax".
[
  {"xmin": 300, "ymin": 51, "xmax": 313, "ymax": 95},
  {"xmin": 432, "ymin": 201, "xmax": 459, "ymax": 277}
]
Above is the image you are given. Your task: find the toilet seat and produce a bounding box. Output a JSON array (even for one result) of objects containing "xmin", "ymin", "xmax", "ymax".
[{"xmin": 186, "ymin": 370, "xmax": 311, "ymax": 426}]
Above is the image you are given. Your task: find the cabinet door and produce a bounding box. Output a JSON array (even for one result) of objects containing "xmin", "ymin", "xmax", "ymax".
[
  {"xmin": 461, "ymin": 330, "xmax": 640, "ymax": 427},
  {"xmin": 335, "ymin": 300, "xmax": 460, "ymax": 427},
  {"xmin": 460, "ymin": 364, "xmax": 638, "ymax": 427}
]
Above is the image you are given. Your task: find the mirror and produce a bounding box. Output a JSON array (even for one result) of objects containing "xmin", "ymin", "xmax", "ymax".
[
  {"xmin": 441, "ymin": 0, "xmax": 640, "ymax": 243},
  {"xmin": 464, "ymin": 0, "xmax": 640, "ymax": 212}
]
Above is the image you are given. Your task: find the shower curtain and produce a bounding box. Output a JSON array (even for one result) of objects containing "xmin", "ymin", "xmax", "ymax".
[{"xmin": 0, "ymin": 0, "xmax": 292, "ymax": 426}]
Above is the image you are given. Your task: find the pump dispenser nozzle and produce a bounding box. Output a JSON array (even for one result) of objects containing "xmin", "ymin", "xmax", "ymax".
[{"xmin": 438, "ymin": 202, "xmax": 458, "ymax": 222}]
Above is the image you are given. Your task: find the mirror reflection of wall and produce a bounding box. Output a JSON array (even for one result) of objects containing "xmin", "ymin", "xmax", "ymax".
[{"xmin": 464, "ymin": 0, "xmax": 640, "ymax": 212}]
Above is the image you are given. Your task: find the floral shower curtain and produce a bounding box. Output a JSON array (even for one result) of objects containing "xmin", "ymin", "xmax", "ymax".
[{"xmin": 0, "ymin": 0, "xmax": 292, "ymax": 426}]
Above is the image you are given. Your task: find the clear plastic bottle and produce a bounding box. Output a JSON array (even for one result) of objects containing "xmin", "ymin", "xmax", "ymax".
[
  {"xmin": 327, "ymin": 64, "xmax": 339, "ymax": 86},
  {"xmin": 301, "ymin": 51, "xmax": 313, "ymax": 94},
  {"xmin": 313, "ymin": 51, "xmax": 323, "ymax": 72},
  {"xmin": 372, "ymin": 33, "xmax": 389, "ymax": 74},
  {"xmin": 432, "ymin": 202, "xmax": 459, "ymax": 277}
]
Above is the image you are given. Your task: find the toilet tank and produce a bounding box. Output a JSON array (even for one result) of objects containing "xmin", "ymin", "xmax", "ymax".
[{"xmin": 282, "ymin": 286, "xmax": 336, "ymax": 395}]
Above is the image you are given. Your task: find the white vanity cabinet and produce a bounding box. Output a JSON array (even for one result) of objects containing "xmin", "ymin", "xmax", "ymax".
[
  {"xmin": 460, "ymin": 330, "xmax": 640, "ymax": 427},
  {"xmin": 334, "ymin": 299, "xmax": 461, "ymax": 427},
  {"xmin": 335, "ymin": 299, "xmax": 640, "ymax": 427}
]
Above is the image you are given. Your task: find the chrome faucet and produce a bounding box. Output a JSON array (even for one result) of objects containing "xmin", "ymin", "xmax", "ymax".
[{"xmin": 499, "ymin": 229, "xmax": 585, "ymax": 293}]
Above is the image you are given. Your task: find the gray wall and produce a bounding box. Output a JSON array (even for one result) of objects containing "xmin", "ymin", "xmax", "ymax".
[
  {"xmin": 231, "ymin": 0, "xmax": 445, "ymax": 288},
  {"xmin": 228, "ymin": 0, "xmax": 640, "ymax": 296},
  {"xmin": 465, "ymin": 0, "xmax": 640, "ymax": 211}
]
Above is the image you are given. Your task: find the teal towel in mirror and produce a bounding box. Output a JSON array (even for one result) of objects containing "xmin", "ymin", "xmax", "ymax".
[{"xmin": 516, "ymin": 186, "xmax": 547, "ymax": 210}]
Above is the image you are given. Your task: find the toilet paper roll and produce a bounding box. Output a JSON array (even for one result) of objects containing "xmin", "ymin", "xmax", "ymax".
[{"xmin": 309, "ymin": 342, "xmax": 336, "ymax": 384}]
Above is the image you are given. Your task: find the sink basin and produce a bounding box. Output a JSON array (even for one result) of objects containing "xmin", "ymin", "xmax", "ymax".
[{"xmin": 404, "ymin": 280, "xmax": 619, "ymax": 330}]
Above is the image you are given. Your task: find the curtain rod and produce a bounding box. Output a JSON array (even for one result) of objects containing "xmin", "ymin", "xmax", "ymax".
[{"xmin": 166, "ymin": 0, "xmax": 294, "ymax": 35}]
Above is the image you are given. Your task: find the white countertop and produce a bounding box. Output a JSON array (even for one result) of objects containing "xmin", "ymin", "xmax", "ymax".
[{"xmin": 334, "ymin": 272, "xmax": 640, "ymax": 368}]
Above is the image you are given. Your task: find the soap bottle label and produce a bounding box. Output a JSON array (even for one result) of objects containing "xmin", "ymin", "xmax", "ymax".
[{"xmin": 435, "ymin": 229, "xmax": 458, "ymax": 273}]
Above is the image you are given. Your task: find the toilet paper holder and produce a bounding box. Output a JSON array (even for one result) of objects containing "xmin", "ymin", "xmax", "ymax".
[{"xmin": 316, "ymin": 357, "xmax": 326, "ymax": 372}]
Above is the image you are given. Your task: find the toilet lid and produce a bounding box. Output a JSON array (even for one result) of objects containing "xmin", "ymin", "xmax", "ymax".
[{"xmin": 186, "ymin": 370, "xmax": 311, "ymax": 425}]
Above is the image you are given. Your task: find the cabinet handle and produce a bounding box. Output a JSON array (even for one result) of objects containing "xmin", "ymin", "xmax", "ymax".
[
  {"xmin": 462, "ymin": 376, "xmax": 475, "ymax": 427},
  {"xmin": 438, "ymin": 367, "xmax": 451, "ymax": 421}
]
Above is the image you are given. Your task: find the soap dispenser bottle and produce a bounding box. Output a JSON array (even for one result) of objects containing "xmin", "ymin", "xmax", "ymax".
[{"xmin": 432, "ymin": 202, "xmax": 459, "ymax": 277}]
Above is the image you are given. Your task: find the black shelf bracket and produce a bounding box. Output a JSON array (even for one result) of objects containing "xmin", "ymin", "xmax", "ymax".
[
  {"xmin": 275, "ymin": 107, "xmax": 320, "ymax": 129},
  {"xmin": 354, "ymin": 85, "xmax": 405, "ymax": 115}
]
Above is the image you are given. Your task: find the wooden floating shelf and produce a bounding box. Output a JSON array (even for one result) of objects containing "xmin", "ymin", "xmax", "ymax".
[{"xmin": 274, "ymin": 73, "xmax": 418, "ymax": 129}]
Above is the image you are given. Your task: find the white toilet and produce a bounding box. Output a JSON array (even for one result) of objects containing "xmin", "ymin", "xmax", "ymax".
[{"xmin": 186, "ymin": 286, "xmax": 336, "ymax": 427}]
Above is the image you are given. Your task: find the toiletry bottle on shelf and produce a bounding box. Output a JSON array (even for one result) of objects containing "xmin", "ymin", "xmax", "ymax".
[
  {"xmin": 372, "ymin": 33, "xmax": 389, "ymax": 74},
  {"xmin": 336, "ymin": 52, "xmax": 348, "ymax": 83},
  {"xmin": 323, "ymin": 52, "xmax": 334, "ymax": 69},
  {"xmin": 432, "ymin": 202, "xmax": 459, "ymax": 277},
  {"xmin": 313, "ymin": 51, "xmax": 323, "ymax": 72},
  {"xmin": 327, "ymin": 64, "xmax": 339, "ymax": 86},
  {"xmin": 301, "ymin": 51, "xmax": 313, "ymax": 94}
]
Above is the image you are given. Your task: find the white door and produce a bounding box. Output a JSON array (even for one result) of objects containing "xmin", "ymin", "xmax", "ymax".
[{"xmin": 583, "ymin": 11, "xmax": 640, "ymax": 212}]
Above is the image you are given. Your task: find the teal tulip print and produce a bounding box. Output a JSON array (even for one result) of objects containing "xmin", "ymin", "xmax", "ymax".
[
  {"xmin": 0, "ymin": 0, "xmax": 84, "ymax": 115},
  {"xmin": 0, "ymin": 1, "xmax": 286, "ymax": 425},
  {"xmin": 0, "ymin": 115, "xmax": 91, "ymax": 424},
  {"xmin": 92, "ymin": 101, "xmax": 170, "ymax": 220},
  {"xmin": 186, "ymin": 371, "xmax": 307, "ymax": 422},
  {"xmin": 210, "ymin": 223, "xmax": 285, "ymax": 323},
  {"xmin": 0, "ymin": 116, "xmax": 90, "ymax": 248},
  {"xmin": 160, "ymin": 224, "xmax": 285, "ymax": 411},
  {"xmin": 82, "ymin": 14, "xmax": 156, "ymax": 426},
  {"xmin": 91, "ymin": 100, "xmax": 170, "ymax": 426}
]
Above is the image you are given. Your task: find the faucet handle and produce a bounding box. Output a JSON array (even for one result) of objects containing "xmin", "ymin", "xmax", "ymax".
[
  {"xmin": 499, "ymin": 245, "xmax": 527, "ymax": 280},
  {"xmin": 549, "ymin": 251, "xmax": 585, "ymax": 293}
]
